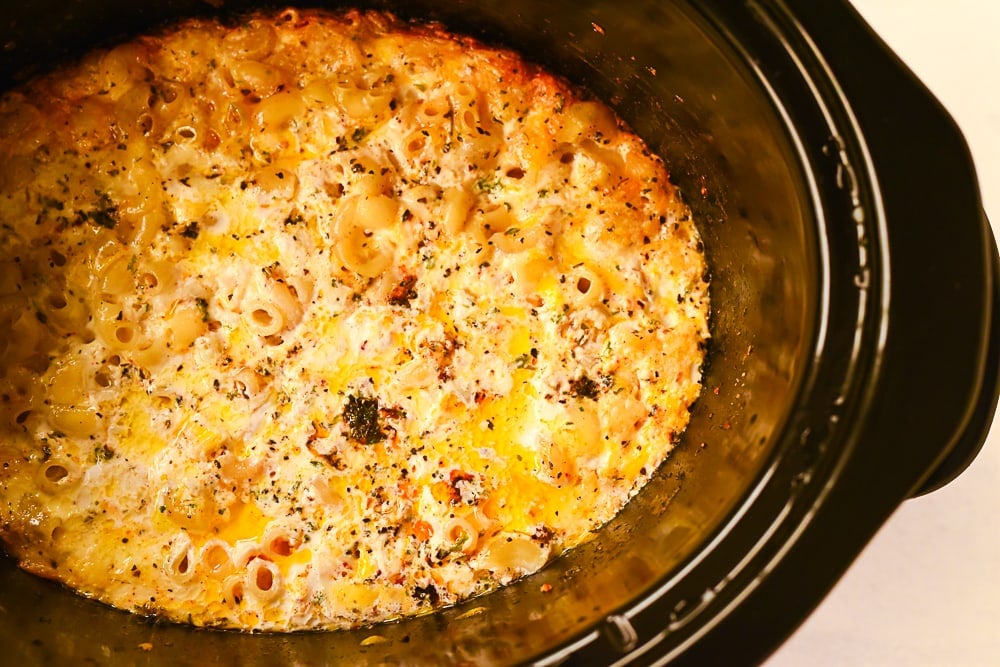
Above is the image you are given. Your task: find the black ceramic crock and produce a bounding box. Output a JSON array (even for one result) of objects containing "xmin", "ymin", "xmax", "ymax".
[{"xmin": 1, "ymin": 0, "xmax": 997, "ymax": 664}]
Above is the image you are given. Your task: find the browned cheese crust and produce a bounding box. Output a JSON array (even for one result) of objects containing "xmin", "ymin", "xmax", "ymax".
[{"xmin": 0, "ymin": 9, "xmax": 709, "ymax": 630}]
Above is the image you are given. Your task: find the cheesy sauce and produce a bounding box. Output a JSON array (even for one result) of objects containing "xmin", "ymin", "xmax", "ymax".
[{"xmin": 0, "ymin": 9, "xmax": 709, "ymax": 630}]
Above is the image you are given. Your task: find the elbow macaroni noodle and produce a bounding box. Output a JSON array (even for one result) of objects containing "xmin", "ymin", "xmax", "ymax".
[{"xmin": 0, "ymin": 8, "xmax": 709, "ymax": 631}]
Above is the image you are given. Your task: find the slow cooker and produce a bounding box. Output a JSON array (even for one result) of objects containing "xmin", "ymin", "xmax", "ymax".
[{"xmin": 2, "ymin": 0, "xmax": 997, "ymax": 664}]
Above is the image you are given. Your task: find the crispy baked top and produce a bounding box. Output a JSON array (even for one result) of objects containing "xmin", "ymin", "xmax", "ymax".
[{"xmin": 0, "ymin": 8, "xmax": 708, "ymax": 630}]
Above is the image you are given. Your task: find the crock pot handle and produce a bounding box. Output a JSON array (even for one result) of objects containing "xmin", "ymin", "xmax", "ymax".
[{"xmin": 911, "ymin": 230, "xmax": 1000, "ymax": 496}]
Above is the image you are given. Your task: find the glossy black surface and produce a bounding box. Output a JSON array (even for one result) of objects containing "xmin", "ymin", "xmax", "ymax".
[{"xmin": 0, "ymin": 0, "xmax": 995, "ymax": 664}]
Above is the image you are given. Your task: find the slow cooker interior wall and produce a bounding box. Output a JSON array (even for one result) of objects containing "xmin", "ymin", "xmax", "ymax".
[{"xmin": 0, "ymin": 1, "xmax": 816, "ymax": 663}]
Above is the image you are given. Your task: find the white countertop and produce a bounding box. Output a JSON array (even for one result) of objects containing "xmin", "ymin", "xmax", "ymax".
[{"xmin": 768, "ymin": 2, "xmax": 1000, "ymax": 666}]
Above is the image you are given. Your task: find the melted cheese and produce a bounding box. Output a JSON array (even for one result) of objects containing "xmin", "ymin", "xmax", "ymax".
[{"xmin": 0, "ymin": 8, "xmax": 709, "ymax": 630}]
